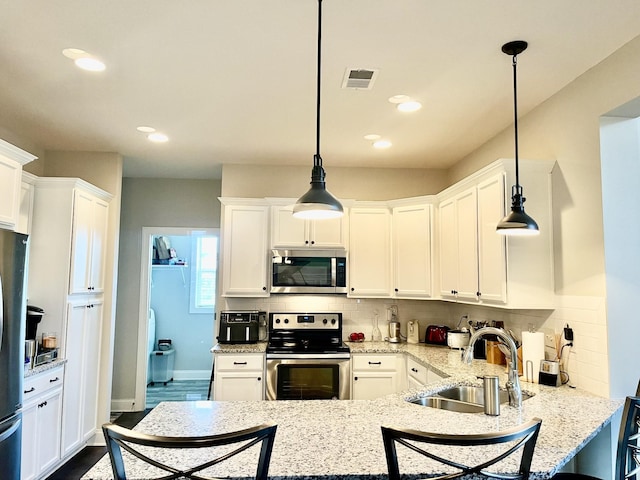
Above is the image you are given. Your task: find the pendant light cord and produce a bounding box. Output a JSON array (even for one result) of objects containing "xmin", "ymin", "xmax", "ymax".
[
  {"xmin": 512, "ymin": 53, "xmax": 520, "ymax": 189},
  {"xmin": 315, "ymin": 0, "xmax": 323, "ymax": 167}
]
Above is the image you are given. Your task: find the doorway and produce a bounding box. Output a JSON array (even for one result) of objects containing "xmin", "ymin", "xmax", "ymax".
[{"xmin": 135, "ymin": 227, "xmax": 219, "ymax": 409}]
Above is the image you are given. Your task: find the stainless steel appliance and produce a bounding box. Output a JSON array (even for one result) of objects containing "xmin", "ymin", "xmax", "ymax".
[
  {"xmin": 271, "ymin": 249, "xmax": 347, "ymax": 294},
  {"xmin": 266, "ymin": 312, "xmax": 350, "ymax": 400},
  {"xmin": 0, "ymin": 231, "xmax": 28, "ymax": 480},
  {"xmin": 217, "ymin": 311, "xmax": 265, "ymax": 344}
]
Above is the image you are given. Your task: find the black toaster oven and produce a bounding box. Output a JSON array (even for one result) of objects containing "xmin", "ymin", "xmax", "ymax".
[{"xmin": 217, "ymin": 311, "xmax": 265, "ymax": 344}]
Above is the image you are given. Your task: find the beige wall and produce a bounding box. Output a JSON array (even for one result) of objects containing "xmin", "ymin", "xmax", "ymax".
[
  {"xmin": 112, "ymin": 178, "xmax": 221, "ymax": 405},
  {"xmin": 222, "ymin": 164, "xmax": 448, "ymax": 200}
]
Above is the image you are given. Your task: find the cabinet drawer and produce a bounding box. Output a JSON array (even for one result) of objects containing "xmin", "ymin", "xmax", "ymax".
[
  {"xmin": 215, "ymin": 354, "xmax": 264, "ymax": 371},
  {"xmin": 24, "ymin": 366, "xmax": 64, "ymax": 404},
  {"xmin": 407, "ymin": 357, "xmax": 429, "ymax": 385},
  {"xmin": 352, "ymin": 354, "xmax": 398, "ymax": 371}
]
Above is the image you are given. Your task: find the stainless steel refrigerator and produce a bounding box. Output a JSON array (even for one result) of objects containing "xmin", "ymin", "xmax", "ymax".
[{"xmin": 0, "ymin": 231, "xmax": 28, "ymax": 480}]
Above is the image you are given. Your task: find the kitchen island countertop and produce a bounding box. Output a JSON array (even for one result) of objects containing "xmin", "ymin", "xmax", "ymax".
[{"xmin": 84, "ymin": 342, "xmax": 622, "ymax": 480}]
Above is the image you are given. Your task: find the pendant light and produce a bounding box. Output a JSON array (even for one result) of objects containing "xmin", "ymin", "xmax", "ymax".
[
  {"xmin": 496, "ymin": 40, "xmax": 539, "ymax": 236},
  {"xmin": 293, "ymin": 0, "xmax": 344, "ymax": 220}
]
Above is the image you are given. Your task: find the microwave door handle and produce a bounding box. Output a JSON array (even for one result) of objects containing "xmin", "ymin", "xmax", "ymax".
[
  {"xmin": 226, "ymin": 326, "xmax": 231, "ymax": 342},
  {"xmin": 331, "ymin": 257, "xmax": 337, "ymax": 287},
  {"xmin": 245, "ymin": 326, "xmax": 249, "ymax": 342}
]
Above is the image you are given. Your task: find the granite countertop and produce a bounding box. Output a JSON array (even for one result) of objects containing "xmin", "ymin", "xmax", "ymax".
[
  {"xmin": 24, "ymin": 358, "xmax": 66, "ymax": 378},
  {"xmin": 83, "ymin": 341, "xmax": 623, "ymax": 480}
]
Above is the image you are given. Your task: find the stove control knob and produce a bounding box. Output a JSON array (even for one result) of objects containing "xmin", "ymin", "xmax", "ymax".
[
  {"xmin": 275, "ymin": 318, "xmax": 281, "ymax": 324},
  {"xmin": 284, "ymin": 318, "xmax": 289, "ymax": 324},
  {"xmin": 331, "ymin": 318, "xmax": 337, "ymax": 325},
  {"xmin": 322, "ymin": 318, "xmax": 328, "ymax": 324}
]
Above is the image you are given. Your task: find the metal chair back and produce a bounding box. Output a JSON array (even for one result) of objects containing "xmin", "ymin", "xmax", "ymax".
[
  {"xmin": 102, "ymin": 422, "xmax": 277, "ymax": 480},
  {"xmin": 381, "ymin": 418, "xmax": 542, "ymax": 480}
]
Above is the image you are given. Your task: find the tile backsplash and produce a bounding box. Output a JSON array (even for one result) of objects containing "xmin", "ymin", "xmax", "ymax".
[{"xmin": 220, "ymin": 294, "xmax": 607, "ymax": 397}]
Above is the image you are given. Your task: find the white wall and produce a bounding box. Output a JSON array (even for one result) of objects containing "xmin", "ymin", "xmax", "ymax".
[
  {"xmin": 600, "ymin": 116, "xmax": 640, "ymax": 399},
  {"xmin": 112, "ymin": 178, "xmax": 220, "ymax": 410}
]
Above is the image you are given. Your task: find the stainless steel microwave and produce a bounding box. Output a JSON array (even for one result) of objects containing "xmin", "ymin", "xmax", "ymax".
[{"xmin": 271, "ymin": 249, "xmax": 347, "ymax": 294}]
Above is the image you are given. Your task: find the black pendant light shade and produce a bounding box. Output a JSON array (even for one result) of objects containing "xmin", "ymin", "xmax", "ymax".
[
  {"xmin": 496, "ymin": 40, "xmax": 539, "ymax": 236},
  {"xmin": 293, "ymin": 0, "xmax": 344, "ymax": 220}
]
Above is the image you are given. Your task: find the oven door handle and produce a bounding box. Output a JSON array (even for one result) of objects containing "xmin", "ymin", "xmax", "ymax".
[{"xmin": 266, "ymin": 353, "xmax": 351, "ymax": 360}]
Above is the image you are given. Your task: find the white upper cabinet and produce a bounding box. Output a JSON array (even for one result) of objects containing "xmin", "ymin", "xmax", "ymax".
[
  {"xmin": 220, "ymin": 199, "xmax": 270, "ymax": 297},
  {"xmin": 0, "ymin": 139, "xmax": 37, "ymax": 231},
  {"xmin": 69, "ymin": 189, "xmax": 110, "ymax": 294},
  {"xmin": 437, "ymin": 159, "xmax": 555, "ymax": 309},
  {"xmin": 17, "ymin": 172, "xmax": 37, "ymax": 235},
  {"xmin": 270, "ymin": 203, "xmax": 347, "ymax": 248},
  {"xmin": 348, "ymin": 205, "xmax": 392, "ymax": 298},
  {"xmin": 391, "ymin": 199, "xmax": 435, "ymax": 298}
]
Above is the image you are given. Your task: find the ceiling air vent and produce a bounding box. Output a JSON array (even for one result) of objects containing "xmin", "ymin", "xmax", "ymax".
[{"xmin": 341, "ymin": 68, "xmax": 379, "ymax": 90}]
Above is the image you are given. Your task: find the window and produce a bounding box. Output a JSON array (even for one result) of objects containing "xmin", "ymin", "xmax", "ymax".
[{"xmin": 190, "ymin": 233, "xmax": 218, "ymax": 314}]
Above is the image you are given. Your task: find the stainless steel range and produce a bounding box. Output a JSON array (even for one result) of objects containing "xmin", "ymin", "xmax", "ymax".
[{"xmin": 266, "ymin": 312, "xmax": 350, "ymax": 400}]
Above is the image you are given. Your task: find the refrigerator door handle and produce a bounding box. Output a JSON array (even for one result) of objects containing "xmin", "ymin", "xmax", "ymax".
[
  {"xmin": 0, "ymin": 415, "xmax": 20, "ymax": 443},
  {"xmin": 0, "ymin": 273, "xmax": 3, "ymax": 353}
]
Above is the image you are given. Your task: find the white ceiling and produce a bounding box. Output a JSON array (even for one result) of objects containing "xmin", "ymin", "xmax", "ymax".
[{"xmin": 1, "ymin": 1, "xmax": 639, "ymax": 179}]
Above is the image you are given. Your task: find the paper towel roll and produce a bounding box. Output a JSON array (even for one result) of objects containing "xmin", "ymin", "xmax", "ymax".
[{"xmin": 521, "ymin": 331, "xmax": 545, "ymax": 383}]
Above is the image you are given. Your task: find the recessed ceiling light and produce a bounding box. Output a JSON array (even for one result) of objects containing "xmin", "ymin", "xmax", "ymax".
[
  {"xmin": 137, "ymin": 126, "xmax": 156, "ymax": 133},
  {"xmin": 397, "ymin": 101, "xmax": 422, "ymax": 112},
  {"xmin": 74, "ymin": 57, "xmax": 106, "ymax": 72},
  {"xmin": 388, "ymin": 94, "xmax": 411, "ymax": 104},
  {"xmin": 364, "ymin": 134, "xmax": 381, "ymax": 140},
  {"xmin": 373, "ymin": 140, "xmax": 392, "ymax": 149},
  {"xmin": 148, "ymin": 132, "xmax": 169, "ymax": 143},
  {"xmin": 62, "ymin": 48, "xmax": 105, "ymax": 72}
]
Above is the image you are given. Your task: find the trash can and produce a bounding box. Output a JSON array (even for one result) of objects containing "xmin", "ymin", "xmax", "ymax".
[{"xmin": 150, "ymin": 348, "xmax": 175, "ymax": 386}]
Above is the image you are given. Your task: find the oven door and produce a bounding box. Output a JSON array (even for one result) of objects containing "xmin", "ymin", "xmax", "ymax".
[{"xmin": 266, "ymin": 356, "xmax": 350, "ymax": 400}]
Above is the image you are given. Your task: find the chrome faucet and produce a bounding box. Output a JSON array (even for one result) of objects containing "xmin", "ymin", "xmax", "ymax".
[{"xmin": 462, "ymin": 327, "xmax": 522, "ymax": 409}]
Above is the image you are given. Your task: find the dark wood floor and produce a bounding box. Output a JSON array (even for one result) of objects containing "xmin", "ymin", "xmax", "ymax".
[{"xmin": 45, "ymin": 410, "xmax": 150, "ymax": 480}]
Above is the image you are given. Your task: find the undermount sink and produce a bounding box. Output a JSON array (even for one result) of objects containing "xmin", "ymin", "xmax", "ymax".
[{"xmin": 408, "ymin": 385, "xmax": 534, "ymax": 413}]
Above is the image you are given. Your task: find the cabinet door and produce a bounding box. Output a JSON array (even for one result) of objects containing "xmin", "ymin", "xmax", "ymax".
[
  {"xmin": 352, "ymin": 371, "xmax": 398, "ymax": 400},
  {"xmin": 222, "ymin": 205, "xmax": 269, "ymax": 296},
  {"xmin": 17, "ymin": 180, "xmax": 34, "ymax": 235},
  {"xmin": 309, "ymin": 216, "xmax": 346, "ymax": 248},
  {"xmin": 62, "ymin": 300, "xmax": 103, "ymax": 456},
  {"xmin": 393, "ymin": 204, "xmax": 432, "ymax": 298},
  {"xmin": 477, "ymin": 174, "xmax": 507, "ymax": 304},
  {"xmin": 21, "ymin": 403, "xmax": 37, "ymax": 480},
  {"xmin": 455, "ymin": 188, "xmax": 479, "ymax": 300},
  {"xmin": 214, "ymin": 372, "xmax": 263, "ymax": 401},
  {"xmin": 88, "ymin": 199, "xmax": 109, "ymax": 293},
  {"xmin": 0, "ymin": 154, "xmax": 21, "ymax": 229},
  {"xmin": 81, "ymin": 302, "xmax": 103, "ymax": 442},
  {"xmin": 348, "ymin": 208, "xmax": 392, "ymax": 297},
  {"xmin": 69, "ymin": 190, "xmax": 94, "ymax": 294},
  {"xmin": 37, "ymin": 388, "xmax": 63, "ymax": 475},
  {"xmin": 271, "ymin": 205, "xmax": 308, "ymax": 247},
  {"xmin": 438, "ymin": 198, "xmax": 458, "ymax": 298}
]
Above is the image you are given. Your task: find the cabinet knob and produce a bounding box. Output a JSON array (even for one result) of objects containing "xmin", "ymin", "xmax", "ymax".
[
  {"xmin": 394, "ymin": 288, "xmax": 398, "ymax": 292},
  {"xmin": 354, "ymin": 376, "xmax": 358, "ymax": 381},
  {"xmin": 310, "ymin": 241, "xmax": 315, "ymax": 245},
  {"xmin": 49, "ymin": 377, "xmax": 60, "ymax": 383},
  {"xmin": 257, "ymin": 377, "xmax": 262, "ymax": 381},
  {"xmin": 476, "ymin": 292, "xmax": 481, "ymax": 297},
  {"xmin": 350, "ymin": 287, "xmax": 355, "ymax": 292},
  {"xmin": 411, "ymin": 368, "xmax": 418, "ymax": 373},
  {"xmin": 262, "ymin": 286, "xmax": 267, "ymax": 291},
  {"xmin": 24, "ymin": 387, "xmax": 35, "ymax": 394},
  {"xmin": 305, "ymin": 240, "xmax": 309, "ymax": 244}
]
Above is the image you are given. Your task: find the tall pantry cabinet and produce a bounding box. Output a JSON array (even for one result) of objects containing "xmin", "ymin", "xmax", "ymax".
[{"xmin": 27, "ymin": 178, "xmax": 112, "ymax": 460}]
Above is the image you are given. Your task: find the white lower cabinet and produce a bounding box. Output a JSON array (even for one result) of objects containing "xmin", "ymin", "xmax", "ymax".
[
  {"xmin": 21, "ymin": 366, "xmax": 64, "ymax": 480},
  {"xmin": 61, "ymin": 300, "xmax": 103, "ymax": 458},
  {"xmin": 213, "ymin": 353, "xmax": 264, "ymax": 401},
  {"xmin": 352, "ymin": 354, "xmax": 402, "ymax": 400},
  {"xmin": 406, "ymin": 356, "xmax": 445, "ymax": 390}
]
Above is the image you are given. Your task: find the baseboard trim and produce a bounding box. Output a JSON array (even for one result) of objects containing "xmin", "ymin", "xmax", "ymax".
[
  {"xmin": 172, "ymin": 369, "xmax": 210, "ymax": 381},
  {"xmin": 111, "ymin": 398, "xmax": 137, "ymax": 412}
]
